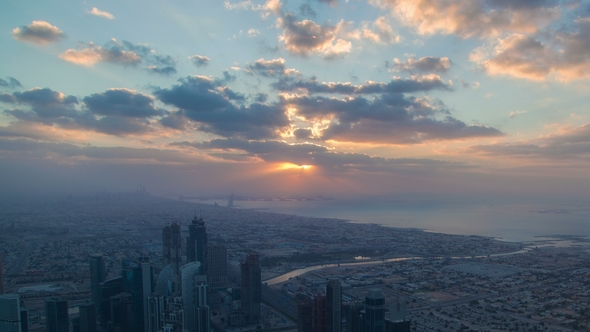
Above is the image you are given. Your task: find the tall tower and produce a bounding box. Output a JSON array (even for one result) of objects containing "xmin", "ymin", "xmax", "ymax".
[
  {"xmin": 164, "ymin": 222, "xmax": 182, "ymax": 294},
  {"xmin": 312, "ymin": 295, "xmax": 327, "ymax": 332},
  {"xmin": 0, "ymin": 294, "xmax": 23, "ymax": 332},
  {"xmin": 89, "ymin": 254, "xmax": 106, "ymax": 309},
  {"xmin": 364, "ymin": 289, "xmax": 385, "ymax": 332},
  {"xmin": 162, "ymin": 225, "xmax": 172, "ymax": 266},
  {"xmin": 79, "ymin": 303, "xmax": 96, "ymax": 332},
  {"xmin": 181, "ymin": 262, "xmax": 209, "ymax": 332},
  {"xmin": 45, "ymin": 298, "xmax": 69, "ymax": 332},
  {"xmin": 121, "ymin": 257, "xmax": 153, "ymax": 332},
  {"xmin": 0, "ymin": 252, "xmax": 5, "ymax": 294},
  {"xmin": 240, "ymin": 253, "xmax": 261, "ymax": 324},
  {"xmin": 206, "ymin": 245, "xmax": 227, "ymax": 287},
  {"xmin": 326, "ymin": 280, "xmax": 342, "ymax": 332},
  {"xmin": 296, "ymin": 294, "xmax": 313, "ymax": 332},
  {"xmin": 187, "ymin": 215, "xmax": 207, "ymax": 274}
]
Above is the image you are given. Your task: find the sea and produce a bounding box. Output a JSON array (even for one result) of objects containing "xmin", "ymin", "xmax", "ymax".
[{"xmin": 190, "ymin": 196, "xmax": 590, "ymax": 242}]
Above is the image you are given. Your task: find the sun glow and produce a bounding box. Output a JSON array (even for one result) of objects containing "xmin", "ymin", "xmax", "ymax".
[{"xmin": 276, "ymin": 162, "xmax": 314, "ymax": 171}]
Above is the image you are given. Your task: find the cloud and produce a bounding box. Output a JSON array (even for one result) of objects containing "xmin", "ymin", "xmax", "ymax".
[
  {"xmin": 245, "ymin": 58, "xmax": 294, "ymax": 77},
  {"xmin": 174, "ymin": 138, "xmax": 458, "ymax": 172},
  {"xmin": 11, "ymin": 21, "xmax": 65, "ymax": 45},
  {"xmin": 283, "ymin": 94, "xmax": 502, "ymax": 144},
  {"xmin": 509, "ymin": 110, "xmax": 527, "ymax": 118},
  {"xmin": 189, "ymin": 54, "xmax": 210, "ymax": 67},
  {"xmin": 392, "ymin": 55, "xmax": 453, "ymax": 74},
  {"xmin": 274, "ymin": 74, "xmax": 453, "ymax": 94},
  {"xmin": 471, "ymin": 18, "xmax": 590, "ymax": 81},
  {"xmin": 464, "ymin": 123, "xmax": 590, "ymax": 162},
  {"xmin": 1, "ymin": 88, "xmax": 160, "ymax": 136},
  {"xmin": 360, "ymin": 16, "xmax": 401, "ymax": 44},
  {"xmin": 277, "ymin": 13, "xmax": 348, "ymax": 57},
  {"xmin": 0, "ymin": 77, "xmax": 22, "ymax": 89},
  {"xmin": 88, "ymin": 7, "xmax": 115, "ymax": 20},
  {"xmin": 60, "ymin": 39, "xmax": 177, "ymax": 75},
  {"xmin": 154, "ymin": 76, "xmax": 290, "ymax": 139},
  {"xmin": 248, "ymin": 28, "xmax": 261, "ymax": 37},
  {"xmin": 370, "ymin": 0, "xmax": 560, "ymax": 38},
  {"xmin": 83, "ymin": 88, "xmax": 166, "ymax": 118}
]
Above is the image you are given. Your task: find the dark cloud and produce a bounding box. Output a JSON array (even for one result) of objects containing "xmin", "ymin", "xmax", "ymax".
[
  {"xmin": 154, "ymin": 76, "xmax": 289, "ymax": 139},
  {"xmin": 147, "ymin": 66, "xmax": 178, "ymax": 76},
  {"xmin": 60, "ymin": 39, "xmax": 177, "ymax": 75},
  {"xmin": 246, "ymin": 58, "xmax": 292, "ymax": 77},
  {"xmin": 2, "ymin": 88, "xmax": 156, "ymax": 136},
  {"xmin": 189, "ymin": 54, "xmax": 210, "ymax": 67},
  {"xmin": 0, "ymin": 77, "xmax": 22, "ymax": 89},
  {"xmin": 11, "ymin": 21, "xmax": 65, "ymax": 45},
  {"xmin": 274, "ymin": 75, "xmax": 453, "ymax": 94},
  {"xmin": 283, "ymin": 94, "xmax": 502, "ymax": 144},
  {"xmin": 392, "ymin": 56, "xmax": 453, "ymax": 74},
  {"xmin": 83, "ymin": 88, "xmax": 166, "ymax": 118},
  {"xmin": 293, "ymin": 128, "xmax": 313, "ymax": 139}
]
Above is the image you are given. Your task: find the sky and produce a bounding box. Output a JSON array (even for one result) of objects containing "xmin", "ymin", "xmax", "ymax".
[{"xmin": 1, "ymin": 0, "xmax": 590, "ymax": 199}]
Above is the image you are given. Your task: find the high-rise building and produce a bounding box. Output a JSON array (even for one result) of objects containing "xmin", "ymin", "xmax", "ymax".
[
  {"xmin": 326, "ymin": 280, "xmax": 342, "ymax": 332},
  {"xmin": 0, "ymin": 294, "xmax": 23, "ymax": 332},
  {"xmin": 97, "ymin": 277, "xmax": 123, "ymax": 327},
  {"xmin": 78, "ymin": 303, "xmax": 96, "ymax": 332},
  {"xmin": 344, "ymin": 302, "xmax": 363, "ymax": 332},
  {"xmin": 385, "ymin": 295, "xmax": 411, "ymax": 332},
  {"xmin": 0, "ymin": 252, "xmax": 5, "ymax": 294},
  {"xmin": 147, "ymin": 294, "xmax": 166, "ymax": 332},
  {"xmin": 19, "ymin": 306, "xmax": 28, "ymax": 332},
  {"xmin": 45, "ymin": 298, "xmax": 69, "ymax": 332},
  {"xmin": 89, "ymin": 254, "xmax": 106, "ymax": 310},
  {"xmin": 364, "ymin": 289, "xmax": 385, "ymax": 332},
  {"xmin": 163, "ymin": 225, "xmax": 172, "ymax": 266},
  {"xmin": 181, "ymin": 261, "xmax": 210, "ymax": 332},
  {"xmin": 313, "ymin": 294, "xmax": 327, "ymax": 332},
  {"xmin": 296, "ymin": 294, "xmax": 313, "ymax": 332},
  {"xmin": 206, "ymin": 245, "xmax": 227, "ymax": 288},
  {"xmin": 121, "ymin": 257, "xmax": 153, "ymax": 332},
  {"xmin": 187, "ymin": 215, "xmax": 207, "ymax": 274},
  {"xmin": 240, "ymin": 253, "xmax": 261, "ymax": 324}
]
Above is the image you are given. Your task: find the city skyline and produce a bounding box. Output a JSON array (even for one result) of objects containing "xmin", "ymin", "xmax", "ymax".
[{"xmin": 1, "ymin": 0, "xmax": 590, "ymax": 200}]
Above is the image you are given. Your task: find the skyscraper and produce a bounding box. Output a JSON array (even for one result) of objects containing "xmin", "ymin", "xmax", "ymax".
[
  {"xmin": 0, "ymin": 252, "xmax": 5, "ymax": 294},
  {"xmin": 162, "ymin": 225, "xmax": 172, "ymax": 266},
  {"xmin": 296, "ymin": 294, "xmax": 313, "ymax": 332},
  {"xmin": 206, "ymin": 244, "xmax": 227, "ymax": 287},
  {"xmin": 45, "ymin": 298, "xmax": 69, "ymax": 332},
  {"xmin": 344, "ymin": 302, "xmax": 363, "ymax": 332},
  {"xmin": 385, "ymin": 295, "xmax": 411, "ymax": 332},
  {"xmin": 240, "ymin": 253, "xmax": 261, "ymax": 324},
  {"xmin": 180, "ymin": 261, "xmax": 210, "ymax": 332},
  {"xmin": 121, "ymin": 257, "xmax": 153, "ymax": 332},
  {"xmin": 187, "ymin": 215, "xmax": 207, "ymax": 274},
  {"xmin": 312, "ymin": 295, "xmax": 327, "ymax": 332},
  {"xmin": 78, "ymin": 303, "xmax": 96, "ymax": 332},
  {"xmin": 89, "ymin": 254, "xmax": 106, "ymax": 309},
  {"xmin": 162, "ymin": 223, "xmax": 182, "ymax": 294},
  {"xmin": 326, "ymin": 279, "xmax": 342, "ymax": 332},
  {"xmin": 364, "ymin": 289, "xmax": 385, "ymax": 332},
  {"xmin": 0, "ymin": 294, "xmax": 23, "ymax": 332}
]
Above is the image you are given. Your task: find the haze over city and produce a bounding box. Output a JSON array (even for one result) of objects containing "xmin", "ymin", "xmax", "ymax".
[{"xmin": 2, "ymin": 2, "xmax": 590, "ymax": 331}]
